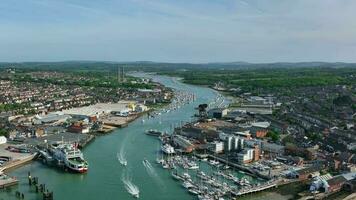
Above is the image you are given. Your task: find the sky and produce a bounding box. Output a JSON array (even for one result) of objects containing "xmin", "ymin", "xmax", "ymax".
[{"xmin": 0, "ymin": 0, "xmax": 356, "ymax": 63}]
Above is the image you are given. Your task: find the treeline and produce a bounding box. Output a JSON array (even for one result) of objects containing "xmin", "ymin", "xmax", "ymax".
[
  {"xmin": 0, "ymin": 103, "xmax": 29, "ymax": 112},
  {"xmin": 160, "ymin": 67, "xmax": 356, "ymax": 90},
  {"xmin": 10, "ymin": 73, "xmax": 154, "ymax": 89}
]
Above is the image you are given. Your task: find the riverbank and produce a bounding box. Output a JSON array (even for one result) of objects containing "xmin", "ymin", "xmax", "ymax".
[
  {"xmin": 0, "ymin": 144, "xmax": 37, "ymax": 173},
  {"xmin": 0, "ymin": 74, "xmax": 251, "ymax": 200}
]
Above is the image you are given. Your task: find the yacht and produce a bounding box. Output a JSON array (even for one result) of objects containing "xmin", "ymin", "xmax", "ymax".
[
  {"xmin": 161, "ymin": 144, "xmax": 175, "ymax": 154},
  {"xmin": 188, "ymin": 162, "xmax": 199, "ymax": 170},
  {"xmin": 182, "ymin": 181, "xmax": 194, "ymax": 189},
  {"xmin": 182, "ymin": 172, "xmax": 191, "ymax": 180},
  {"xmin": 188, "ymin": 188, "xmax": 200, "ymax": 195},
  {"xmin": 171, "ymin": 171, "xmax": 183, "ymax": 181},
  {"xmin": 209, "ymin": 160, "xmax": 219, "ymax": 165}
]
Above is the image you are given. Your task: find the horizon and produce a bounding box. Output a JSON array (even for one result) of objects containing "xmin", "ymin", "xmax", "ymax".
[
  {"xmin": 1, "ymin": 0, "xmax": 356, "ymax": 63},
  {"xmin": 1, "ymin": 60, "xmax": 356, "ymax": 65}
]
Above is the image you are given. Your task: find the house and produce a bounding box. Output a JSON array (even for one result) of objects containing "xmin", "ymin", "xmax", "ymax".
[
  {"xmin": 326, "ymin": 175, "xmax": 347, "ymax": 193},
  {"xmin": 343, "ymin": 179, "xmax": 356, "ymax": 192},
  {"xmin": 68, "ymin": 124, "xmax": 90, "ymax": 134},
  {"xmin": 249, "ymin": 122, "xmax": 270, "ymax": 138},
  {"xmin": 262, "ymin": 142, "xmax": 285, "ymax": 155},
  {"xmin": 290, "ymin": 166, "xmax": 321, "ymax": 180}
]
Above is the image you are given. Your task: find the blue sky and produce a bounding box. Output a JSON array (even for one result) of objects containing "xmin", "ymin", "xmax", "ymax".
[{"xmin": 0, "ymin": 0, "xmax": 355, "ymax": 63}]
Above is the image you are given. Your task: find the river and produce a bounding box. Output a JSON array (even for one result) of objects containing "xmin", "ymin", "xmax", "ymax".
[{"xmin": 1, "ymin": 74, "xmax": 232, "ymax": 200}]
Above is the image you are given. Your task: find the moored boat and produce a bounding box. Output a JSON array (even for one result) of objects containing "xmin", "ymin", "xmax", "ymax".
[{"xmin": 52, "ymin": 142, "xmax": 88, "ymax": 173}]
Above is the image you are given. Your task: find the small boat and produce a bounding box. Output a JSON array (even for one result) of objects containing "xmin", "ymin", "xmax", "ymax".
[
  {"xmin": 145, "ymin": 129, "xmax": 162, "ymax": 137},
  {"xmin": 182, "ymin": 181, "xmax": 194, "ymax": 189},
  {"xmin": 182, "ymin": 172, "xmax": 191, "ymax": 180},
  {"xmin": 171, "ymin": 171, "xmax": 183, "ymax": 181},
  {"xmin": 189, "ymin": 165, "xmax": 199, "ymax": 170},
  {"xmin": 162, "ymin": 163, "xmax": 170, "ymax": 169},
  {"xmin": 223, "ymin": 165, "xmax": 230, "ymax": 169},
  {"xmin": 209, "ymin": 160, "xmax": 219, "ymax": 165},
  {"xmin": 188, "ymin": 188, "xmax": 200, "ymax": 195},
  {"xmin": 143, "ymin": 158, "xmax": 150, "ymax": 165},
  {"xmin": 156, "ymin": 158, "xmax": 164, "ymax": 164},
  {"xmin": 133, "ymin": 193, "xmax": 139, "ymax": 198}
]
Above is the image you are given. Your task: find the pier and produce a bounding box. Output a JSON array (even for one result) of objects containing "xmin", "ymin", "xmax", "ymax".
[
  {"xmin": 232, "ymin": 180, "xmax": 279, "ymax": 196},
  {"xmin": 208, "ymin": 154, "xmax": 271, "ymax": 180}
]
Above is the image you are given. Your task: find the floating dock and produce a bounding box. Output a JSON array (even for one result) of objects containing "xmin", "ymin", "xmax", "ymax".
[
  {"xmin": 232, "ymin": 181, "xmax": 278, "ymax": 196},
  {"xmin": 0, "ymin": 174, "xmax": 18, "ymax": 189}
]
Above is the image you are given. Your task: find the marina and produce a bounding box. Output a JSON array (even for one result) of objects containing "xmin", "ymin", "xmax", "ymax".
[{"xmin": 1, "ymin": 74, "xmax": 261, "ymax": 200}]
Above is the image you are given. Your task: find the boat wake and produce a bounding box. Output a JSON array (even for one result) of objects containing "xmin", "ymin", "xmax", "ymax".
[
  {"xmin": 142, "ymin": 159, "xmax": 157, "ymax": 177},
  {"xmin": 117, "ymin": 141, "xmax": 128, "ymax": 166},
  {"xmin": 117, "ymin": 151, "xmax": 127, "ymax": 166},
  {"xmin": 122, "ymin": 172, "xmax": 140, "ymax": 198},
  {"xmin": 142, "ymin": 159, "xmax": 165, "ymax": 189}
]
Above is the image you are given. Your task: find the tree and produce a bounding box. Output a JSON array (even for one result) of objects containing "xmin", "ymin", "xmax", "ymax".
[
  {"xmin": 282, "ymin": 135, "xmax": 296, "ymax": 145},
  {"xmin": 0, "ymin": 128, "xmax": 7, "ymax": 137},
  {"xmin": 267, "ymin": 131, "xmax": 280, "ymax": 142}
]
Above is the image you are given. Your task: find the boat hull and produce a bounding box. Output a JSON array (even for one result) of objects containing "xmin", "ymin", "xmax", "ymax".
[{"xmin": 67, "ymin": 166, "xmax": 88, "ymax": 173}]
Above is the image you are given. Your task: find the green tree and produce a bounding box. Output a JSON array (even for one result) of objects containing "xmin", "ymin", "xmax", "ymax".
[{"xmin": 267, "ymin": 131, "xmax": 280, "ymax": 142}]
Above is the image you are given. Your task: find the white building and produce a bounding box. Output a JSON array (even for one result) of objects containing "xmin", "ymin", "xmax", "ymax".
[
  {"xmin": 225, "ymin": 136, "xmax": 234, "ymax": 151},
  {"xmin": 248, "ymin": 96, "xmax": 267, "ymax": 104},
  {"xmin": 211, "ymin": 141, "xmax": 224, "ymax": 154},
  {"xmin": 238, "ymin": 148, "xmax": 254, "ymax": 164},
  {"xmin": 0, "ymin": 136, "xmax": 7, "ymax": 144}
]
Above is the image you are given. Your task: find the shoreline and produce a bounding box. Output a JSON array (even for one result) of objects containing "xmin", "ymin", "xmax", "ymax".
[
  {"xmin": 2, "ymin": 154, "xmax": 37, "ymax": 173},
  {"xmin": 1, "ymin": 92, "xmax": 172, "ymax": 177}
]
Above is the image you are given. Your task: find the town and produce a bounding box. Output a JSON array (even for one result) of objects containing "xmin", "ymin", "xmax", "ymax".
[
  {"xmin": 0, "ymin": 67, "xmax": 174, "ymax": 189},
  {"xmin": 152, "ymin": 66, "xmax": 356, "ymax": 200},
  {"xmin": 0, "ymin": 64, "xmax": 355, "ymax": 200}
]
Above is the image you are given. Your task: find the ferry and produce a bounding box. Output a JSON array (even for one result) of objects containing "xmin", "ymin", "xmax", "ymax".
[{"xmin": 52, "ymin": 143, "xmax": 88, "ymax": 173}]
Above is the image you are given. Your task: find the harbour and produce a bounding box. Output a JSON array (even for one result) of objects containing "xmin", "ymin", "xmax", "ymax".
[{"xmin": 0, "ymin": 74, "xmax": 263, "ymax": 200}]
